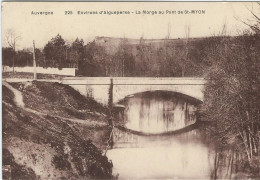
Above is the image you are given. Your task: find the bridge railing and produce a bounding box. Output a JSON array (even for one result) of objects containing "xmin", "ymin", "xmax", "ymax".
[{"xmin": 62, "ymin": 77, "xmax": 206, "ymax": 85}]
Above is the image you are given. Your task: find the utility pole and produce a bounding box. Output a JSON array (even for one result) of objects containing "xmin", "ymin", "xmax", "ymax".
[
  {"xmin": 33, "ymin": 40, "xmax": 37, "ymax": 80},
  {"xmin": 122, "ymin": 58, "xmax": 124, "ymax": 77},
  {"xmin": 13, "ymin": 43, "xmax": 15, "ymax": 73}
]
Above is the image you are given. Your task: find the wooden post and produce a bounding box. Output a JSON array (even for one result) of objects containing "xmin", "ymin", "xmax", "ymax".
[
  {"xmin": 108, "ymin": 78, "xmax": 113, "ymax": 109},
  {"xmin": 12, "ymin": 44, "xmax": 15, "ymax": 73},
  {"xmin": 108, "ymin": 78, "xmax": 113, "ymax": 126},
  {"xmin": 33, "ymin": 40, "xmax": 37, "ymax": 80}
]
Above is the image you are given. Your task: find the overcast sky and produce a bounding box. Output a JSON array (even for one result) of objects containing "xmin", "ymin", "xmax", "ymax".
[{"xmin": 2, "ymin": 2, "xmax": 258, "ymax": 49}]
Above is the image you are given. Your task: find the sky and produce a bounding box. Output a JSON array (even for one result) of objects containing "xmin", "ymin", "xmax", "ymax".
[{"xmin": 1, "ymin": 2, "xmax": 258, "ymax": 50}]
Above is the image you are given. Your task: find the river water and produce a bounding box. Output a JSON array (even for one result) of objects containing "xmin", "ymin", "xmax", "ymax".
[{"xmin": 107, "ymin": 91, "xmax": 216, "ymax": 179}]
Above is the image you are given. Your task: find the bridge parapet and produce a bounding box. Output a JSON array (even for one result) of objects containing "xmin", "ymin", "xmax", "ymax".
[{"xmin": 62, "ymin": 77, "xmax": 206, "ymax": 85}]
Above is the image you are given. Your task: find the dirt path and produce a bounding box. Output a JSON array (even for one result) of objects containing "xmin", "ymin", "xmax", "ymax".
[
  {"xmin": 2, "ymin": 81, "xmax": 25, "ymax": 108},
  {"xmin": 3, "ymin": 80, "xmax": 107, "ymax": 127}
]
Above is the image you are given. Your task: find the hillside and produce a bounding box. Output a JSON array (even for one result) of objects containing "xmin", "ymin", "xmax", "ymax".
[
  {"xmin": 2, "ymin": 81, "xmax": 113, "ymax": 179},
  {"xmin": 81, "ymin": 36, "xmax": 221, "ymax": 77},
  {"xmin": 94, "ymin": 36, "xmax": 204, "ymax": 55}
]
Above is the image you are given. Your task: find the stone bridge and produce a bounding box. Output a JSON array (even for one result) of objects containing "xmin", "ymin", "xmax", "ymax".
[{"xmin": 62, "ymin": 77, "xmax": 206, "ymax": 105}]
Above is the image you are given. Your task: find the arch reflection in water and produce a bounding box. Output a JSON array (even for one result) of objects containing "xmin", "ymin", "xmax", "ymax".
[{"xmin": 118, "ymin": 91, "xmax": 201, "ymax": 133}]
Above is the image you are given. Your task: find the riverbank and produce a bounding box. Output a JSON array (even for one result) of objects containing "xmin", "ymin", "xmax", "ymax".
[{"xmin": 2, "ymin": 80, "xmax": 113, "ymax": 179}]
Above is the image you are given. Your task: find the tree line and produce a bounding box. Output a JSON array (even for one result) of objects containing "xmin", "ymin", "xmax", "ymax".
[{"xmin": 3, "ymin": 32, "xmax": 219, "ymax": 77}]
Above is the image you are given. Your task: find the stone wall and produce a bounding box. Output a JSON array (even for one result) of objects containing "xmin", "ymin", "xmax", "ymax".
[{"xmin": 3, "ymin": 66, "xmax": 76, "ymax": 76}]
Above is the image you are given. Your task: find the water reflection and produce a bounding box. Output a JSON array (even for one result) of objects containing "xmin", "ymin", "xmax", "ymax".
[
  {"xmin": 118, "ymin": 91, "xmax": 200, "ymax": 133},
  {"xmin": 107, "ymin": 128, "xmax": 215, "ymax": 179},
  {"xmin": 107, "ymin": 92, "xmax": 240, "ymax": 179}
]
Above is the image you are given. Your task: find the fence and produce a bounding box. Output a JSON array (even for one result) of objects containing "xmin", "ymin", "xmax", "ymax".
[{"xmin": 2, "ymin": 66, "xmax": 76, "ymax": 76}]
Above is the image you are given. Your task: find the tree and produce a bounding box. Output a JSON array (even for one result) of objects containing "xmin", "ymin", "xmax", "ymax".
[
  {"xmin": 2, "ymin": 47, "xmax": 13, "ymax": 67},
  {"xmin": 4, "ymin": 29, "xmax": 21, "ymax": 72},
  {"xmin": 159, "ymin": 23, "xmax": 173, "ymax": 77},
  {"xmin": 135, "ymin": 36, "xmax": 147, "ymax": 76},
  {"xmin": 35, "ymin": 48, "xmax": 45, "ymax": 67},
  {"xmin": 200, "ymin": 9, "xmax": 260, "ymax": 174},
  {"xmin": 114, "ymin": 38, "xmax": 135, "ymax": 77},
  {"xmin": 16, "ymin": 49, "xmax": 33, "ymax": 67},
  {"xmin": 43, "ymin": 34, "xmax": 66, "ymax": 69},
  {"xmin": 181, "ymin": 23, "xmax": 191, "ymax": 77},
  {"xmin": 80, "ymin": 41, "xmax": 108, "ymax": 76},
  {"xmin": 199, "ymin": 34, "xmax": 260, "ymax": 174},
  {"xmin": 69, "ymin": 38, "xmax": 84, "ymax": 68}
]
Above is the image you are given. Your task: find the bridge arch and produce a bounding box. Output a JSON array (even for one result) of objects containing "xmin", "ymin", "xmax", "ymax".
[
  {"xmin": 113, "ymin": 83, "xmax": 204, "ymax": 104},
  {"xmin": 115, "ymin": 90, "xmax": 203, "ymax": 106},
  {"xmin": 62, "ymin": 77, "xmax": 206, "ymax": 105}
]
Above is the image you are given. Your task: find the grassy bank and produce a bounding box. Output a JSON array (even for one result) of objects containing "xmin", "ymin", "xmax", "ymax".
[{"xmin": 2, "ymin": 81, "xmax": 113, "ymax": 179}]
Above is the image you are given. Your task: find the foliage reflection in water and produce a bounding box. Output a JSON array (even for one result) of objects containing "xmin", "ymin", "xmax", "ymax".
[{"xmin": 107, "ymin": 128, "xmax": 215, "ymax": 179}]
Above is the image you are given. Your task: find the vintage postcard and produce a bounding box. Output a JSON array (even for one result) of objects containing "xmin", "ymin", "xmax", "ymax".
[{"xmin": 2, "ymin": 2, "xmax": 260, "ymax": 179}]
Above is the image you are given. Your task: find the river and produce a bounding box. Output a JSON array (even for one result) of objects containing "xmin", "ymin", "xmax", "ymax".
[{"xmin": 106, "ymin": 91, "xmax": 217, "ymax": 179}]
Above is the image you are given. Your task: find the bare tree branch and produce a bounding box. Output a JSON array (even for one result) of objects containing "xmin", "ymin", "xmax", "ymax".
[
  {"xmin": 240, "ymin": 19, "xmax": 260, "ymax": 34},
  {"xmin": 4, "ymin": 29, "xmax": 21, "ymax": 72},
  {"xmin": 245, "ymin": 5, "xmax": 260, "ymax": 22},
  {"xmin": 5, "ymin": 29, "xmax": 21, "ymax": 50},
  {"xmin": 238, "ymin": 2, "xmax": 260, "ymax": 33}
]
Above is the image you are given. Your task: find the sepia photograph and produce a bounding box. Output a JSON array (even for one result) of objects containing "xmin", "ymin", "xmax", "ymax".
[{"xmin": 1, "ymin": 1, "xmax": 260, "ymax": 179}]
